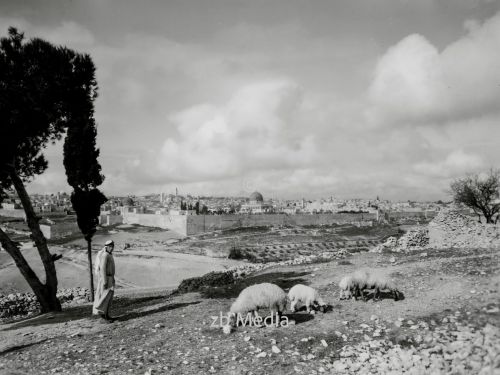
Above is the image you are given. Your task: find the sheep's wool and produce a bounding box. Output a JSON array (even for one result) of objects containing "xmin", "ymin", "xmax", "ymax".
[
  {"xmin": 230, "ymin": 283, "xmax": 287, "ymax": 314},
  {"xmin": 339, "ymin": 276, "xmax": 352, "ymax": 290},
  {"xmin": 288, "ymin": 284, "xmax": 319, "ymax": 302}
]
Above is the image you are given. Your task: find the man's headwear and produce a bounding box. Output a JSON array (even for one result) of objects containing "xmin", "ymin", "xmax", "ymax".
[{"xmin": 105, "ymin": 240, "xmax": 114, "ymax": 247}]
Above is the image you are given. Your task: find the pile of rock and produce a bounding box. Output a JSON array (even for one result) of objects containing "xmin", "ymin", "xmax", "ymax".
[
  {"xmin": 0, "ymin": 287, "xmax": 90, "ymax": 320},
  {"xmin": 57, "ymin": 287, "xmax": 91, "ymax": 305},
  {"xmin": 396, "ymin": 227, "xmax": 429, "ymax": 251},
  {"xmin": 371, "ymin": 237, "xmax": 398, "ymax": 253},
  {"xmin": 373, "ymin": 208, "xmax": 500, "ymax": 253},
  {"xmin": 428, "ymin": 209, "xmax": 500, "ymax": 249},
  {"xmin": 0, "ymin": 293, "xmax": 39, "ymax": 319}
]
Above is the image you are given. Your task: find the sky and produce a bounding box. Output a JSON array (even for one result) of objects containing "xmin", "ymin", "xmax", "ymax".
[{"xmin": 1, "ymin": 0, "xmax": 499, "ymax": 201}]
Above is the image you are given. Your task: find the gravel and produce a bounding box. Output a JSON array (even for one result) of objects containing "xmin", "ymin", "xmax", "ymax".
[{"xmin": 331, "ymin": 311, "xmax": 500, "ymax": 374}]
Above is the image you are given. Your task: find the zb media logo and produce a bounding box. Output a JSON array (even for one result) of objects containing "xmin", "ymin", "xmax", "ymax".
[{"xmin": 211, "ymin": 312, "xmax": 289, "ymax": 328}]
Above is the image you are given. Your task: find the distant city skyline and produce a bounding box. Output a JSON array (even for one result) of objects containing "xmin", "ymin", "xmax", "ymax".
[
  {"xmin": 2, "ymin": 0, "xmax": 499, "ymax": 201},
  {"xmin": 14, "ymin": 189, "xmax": 448, "ymax": 204}
]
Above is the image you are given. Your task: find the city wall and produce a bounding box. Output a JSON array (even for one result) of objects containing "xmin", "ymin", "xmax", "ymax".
[{"xmin": 120, "ymin": 212, "xmax": 376, "ymax": 237}]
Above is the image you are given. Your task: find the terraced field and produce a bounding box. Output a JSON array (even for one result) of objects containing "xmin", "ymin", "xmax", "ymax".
[{"xmin": 170, "ymin": 224, "xmax": 401, "ymax": 262}]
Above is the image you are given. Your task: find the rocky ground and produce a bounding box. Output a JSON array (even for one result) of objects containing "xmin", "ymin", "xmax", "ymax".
[
  {"xmin": 0, "ymin": 245, "xmax": 499, "ymax": 374},
  {"xmin": 0, "ymin": 288, "xmax": 91, "ymax": 321}
]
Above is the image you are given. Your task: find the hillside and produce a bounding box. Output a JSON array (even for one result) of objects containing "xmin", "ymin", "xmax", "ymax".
[{"xmin": 0, "ymin": 246, "xmax": 499, "ymax": 374}]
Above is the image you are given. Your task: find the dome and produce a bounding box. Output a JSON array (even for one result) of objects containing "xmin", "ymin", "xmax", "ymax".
[
  {"xmin": 122, "ymin": 197, "xmax": 134, "ymax": 206},
  {"xmin": 249, "ymin": 192, "xmax": 264, "ymax": 202}
]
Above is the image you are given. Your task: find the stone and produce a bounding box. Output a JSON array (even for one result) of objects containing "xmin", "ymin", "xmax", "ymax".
[
  {"xmin": 358, "ymin": 352, "xmax": 369, "ymax": 362},
  {"xmin": 332, "ymin": 361, "xmax": 347, "ymax": 371}
]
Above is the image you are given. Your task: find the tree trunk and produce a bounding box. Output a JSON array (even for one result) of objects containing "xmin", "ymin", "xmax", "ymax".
[
  {"xmin": 9, "ymin": 170, "xmax": 61, "ymax": 312},
  {"xmin": 87, "ymin": 239, "xmax": 95, "ymax": 302},
  {"xmin": 0, "ymin": 227, "xmax": 43, "ymax": 294}
]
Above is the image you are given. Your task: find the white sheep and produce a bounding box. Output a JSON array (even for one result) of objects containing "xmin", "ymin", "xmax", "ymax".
[
  {"xmin": 338, "ymin": 275, "xmax": 354, "ymax": 300},
  {"xmin": 351, "ymin": 269, "xmax": 370, "ymax": 300},
  {"xmin": 365, "ymin": 272, "xmax": 401, "ymax": 301},
  {"xmin": 339, "ymin": 270, "xmax": 370, "ymax": 300},
  {"xmin": 288, "ymin": 284, "xmax": 327, "ymax": 313},
  {"xmin": 227, "ymin": 283, "xmax": 287, "ymax": 327}
]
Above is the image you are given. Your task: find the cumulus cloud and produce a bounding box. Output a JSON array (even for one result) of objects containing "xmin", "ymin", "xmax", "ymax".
[
  {"xmin": 148, "ymin": 79, "xmax": 318, "ymax": 181},
  {"xmin": 367, "ymin": 11, "xmax": 500, "ymax": 126},
  {"xmin": 413, "ymin": 150, "xmax": 484, "ymax": 178}
]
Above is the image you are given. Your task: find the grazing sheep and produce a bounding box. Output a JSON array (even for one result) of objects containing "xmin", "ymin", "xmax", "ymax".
[
  {"xmin": 338, "ymin": 275, "xmax": 354, "ymax": 300},
  {"xmin": 365, "ymin": 272, "xmax": 401, "ymax": 301},
  {"xmin": 288, "ymin": 284, "xmax": 327, "ymax": 313},
  {"xmin": 351, "ymin": 269, "xmax": 370, "ymax": 300},
  {"xmin": 227, "ymin": 283, "xmax": 287, "ymax": 327},
  {"xmin": 338, "ymin": 270, "xmax": 371, "ymax": 301}
]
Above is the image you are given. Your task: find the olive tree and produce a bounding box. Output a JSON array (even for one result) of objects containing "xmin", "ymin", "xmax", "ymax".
[{"xmin": 450, "ymin": 169, "xmax": 500, "ymax": 224}]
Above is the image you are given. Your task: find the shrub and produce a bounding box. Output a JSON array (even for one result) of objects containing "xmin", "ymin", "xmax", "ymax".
[
  {"xmin": 228, "ymin": 247, "xmax": 244, "ymax": 260},
  {"xmin": 177, "ymin": 271, "xmax": 235, "ymax": 294}
]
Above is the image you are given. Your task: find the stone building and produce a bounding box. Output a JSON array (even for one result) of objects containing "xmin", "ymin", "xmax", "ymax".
[{"xmin": 239, "ymin": 192, "xmax": 274, "ymax": 214}]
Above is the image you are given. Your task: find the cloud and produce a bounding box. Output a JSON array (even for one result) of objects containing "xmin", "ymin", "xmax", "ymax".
[
  {"xmin": 137, "ymin": 79, "xmax": 318, "ymax": 182},
  {"xmin": 367, "ymin": 11, "xmax": 500, "ymax": 126},
  {"xmin": 413, "ymin": 149, "xmax": 484, "ymax": 178},
  {"xmin": 3, "ymin": 9, "xmax": 499, "ymax": 201}
]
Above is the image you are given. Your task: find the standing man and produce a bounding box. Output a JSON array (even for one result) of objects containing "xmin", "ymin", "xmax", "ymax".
[{"xmin": 93, "ymin": 239, "xmax": 116, "ymax": 321}]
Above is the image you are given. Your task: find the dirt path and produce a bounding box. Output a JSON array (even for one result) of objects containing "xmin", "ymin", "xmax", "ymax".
[{"xmin": 0, "ymin": 248, "xmax": 499, "ymax": 374}]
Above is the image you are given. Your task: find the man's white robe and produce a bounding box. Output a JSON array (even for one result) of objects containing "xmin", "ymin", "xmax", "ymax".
[{"xmin": 92, "ymin": 248, "xmax": 115, "ymax": 316}]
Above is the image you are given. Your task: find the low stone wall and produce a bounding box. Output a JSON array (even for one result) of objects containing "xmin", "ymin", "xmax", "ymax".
[
  {"xmin": 40, "ymin": 221, "xmax": 80, "ymax": 239},
  {"xmin": 0, "ymin": 209, "xmax": 26, "ymax": 219},
  {"xmin": 0, "ymin": 287, "xmax": 90, "ymax": 321}
]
